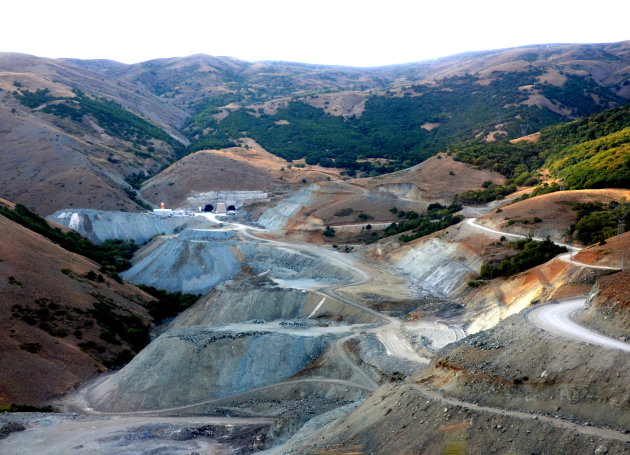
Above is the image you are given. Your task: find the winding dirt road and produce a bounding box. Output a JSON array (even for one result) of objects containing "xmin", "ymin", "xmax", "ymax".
[
  {"xmin": 528, "ymin": 298, "xmax": 630, "ymax": 352},
  {"xmin": 466, "ymin": 217, "xmax": 629, "ymax": 352},
  {"xmin": 410, "ymin": 384, "xmax": 630, "ymax": 443}
]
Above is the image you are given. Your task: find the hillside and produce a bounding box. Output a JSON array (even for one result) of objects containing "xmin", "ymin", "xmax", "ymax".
[
  {"xmin": 476, "ymin": 189, "xmax": 630, "ymax": 243},
  {"xmin": 0, "ymin": 53, "xmax": 188, "ymax": 214},
  {"xmin": 452, "ymin": 104, "xmax": 630, "ymax": 193},
  {"xmin": 0, "ymin": 43, "xmax": 628, "ymax": 216},
  {"xmin": 179, "ymin": 42, "xmax": 630, "ymax": 174},
  {"xmin": 0, "ymin": 213, "xmax": 155, "ymax": 406},
  {"xmin": 139, "ymin": 139, "xmax": 341, "ymax": 208}
]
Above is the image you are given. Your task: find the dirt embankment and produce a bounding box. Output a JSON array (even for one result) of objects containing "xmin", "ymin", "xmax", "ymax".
[
  {"xmin": 574, "ymin": 231, "xmax": 630, "ymax": 269},
  {"xmin": 581, "ymin": 269, "xmax": 630, "ymax": 340},
  {"xmin": 0, "ymin": 214, "xmax": 154, "ymax": 406},
  {"xmin": 277, "ymin": 303, "xmax": 630, "ymax": 454},
  {"xmin": 277, "ymin": 379, "xmax": 630, "ymax": 455},
  {"xmin": 414, "ymin": 309, "xmax": 630, "ymax": 426}
]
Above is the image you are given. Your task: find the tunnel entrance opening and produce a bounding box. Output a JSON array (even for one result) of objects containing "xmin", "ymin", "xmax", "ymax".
[
  {"xmin": 204, "ymin": 204, "xmax": 214, "ymax": 212},
  {"xmin": 227, "ymin": 205, "xmax": 236, "ymax": 211}
]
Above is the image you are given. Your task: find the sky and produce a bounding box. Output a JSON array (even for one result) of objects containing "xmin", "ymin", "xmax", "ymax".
[{"xmin": 2, "ymin": 0, "xmax": 629, "ymax": 67}]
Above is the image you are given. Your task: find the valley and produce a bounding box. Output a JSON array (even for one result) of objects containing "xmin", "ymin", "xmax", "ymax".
[
  {"xmin": 0, "ymin": 41, "xmax": 629, "ymax": 454},
  {"xmin": 2, "ymin": 186, "xmax": 629, "ymax": 453}
]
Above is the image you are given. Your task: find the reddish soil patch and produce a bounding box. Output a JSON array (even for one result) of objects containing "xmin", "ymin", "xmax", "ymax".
[{"xmin": 574, "ymin": 232, "xmax": 630, "ymax": 268}]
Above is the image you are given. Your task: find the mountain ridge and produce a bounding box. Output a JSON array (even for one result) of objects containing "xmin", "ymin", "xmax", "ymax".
[{"xmin": 1, "ymin": 40, "xmax": 629, "ymax": 215}]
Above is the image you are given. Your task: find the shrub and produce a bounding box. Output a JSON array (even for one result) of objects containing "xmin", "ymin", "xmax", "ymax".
[
  {"xmin": 136, "ymin": 285, "xmax": 199, "ymax": 323},
  {"xmin": 334, "ymin": 208, "xmax": 354, "ymax": 217},
  {"xmin": 19, "ymin": 342, "xmax": 42, "ymax": 353},
  {"xmin": 475, "ymin": 238, "xmax": 567, "ymax": 279}
]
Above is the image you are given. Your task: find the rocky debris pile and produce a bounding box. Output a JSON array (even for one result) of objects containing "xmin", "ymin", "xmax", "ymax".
[
  {"xmin": 169, "ymin": 278, "xmax": 311, "ymax": 328},
  {"xmin": 0, "ymin": 422, "xmax": 25, "ymax": 439},
  {"xmin": 122, "ymin": 229, "xmax": 242, "ymax": 294},
  {"xmin": 415, "ymin": 310, "xmax": 630, "ymax": 429},
  {"xmin": 122, "ymin": 228, "xmax": 352, "ymax": 294},
  {"xmin": 85, "ymin": 321, "xmax": 354, "ymax": 412},
  {"xmin": 268, "ymin": 381, "xmax": 630, "ymax": 455},
  {"xmin": 257, "ymin": 186, "xmax": 313, "ymax": 230}
]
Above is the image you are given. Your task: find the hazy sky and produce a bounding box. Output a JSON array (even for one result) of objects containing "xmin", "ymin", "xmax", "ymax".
[{"xmin": 3, "ymin": 0, "xmax": 629, "ymax": 66}]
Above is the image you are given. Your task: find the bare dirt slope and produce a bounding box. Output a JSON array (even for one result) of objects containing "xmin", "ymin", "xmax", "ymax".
[
  {"xmin": 581, "ymin": 268, "xmax": 630, "ymax": 339},
  {"xmin": 478, "ymin": 189, "xmax": 630, "ymax": 243},
  {"xmin": 0, "ymin": 105, "xmax": 145, "ymax": 215},
  {"xmin": 359, "ymin": 153, "xmax": 505, "ymax": 201},
  {"xmin": 258, "ymin": 154, "xmax": 505, "ymax": 236},
  {"xmin": 279, "ymin": 304, "xmax": 630, "ymax": 454},
  {"xmin": 0, "ymin": 214, "xmax": 154, "ymax": 406},
  {"xmin": 574, "ymin": 231, "xmax": 630, "ymax": 269}
]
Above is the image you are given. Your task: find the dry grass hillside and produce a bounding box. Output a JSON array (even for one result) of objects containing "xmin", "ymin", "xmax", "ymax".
[
  {"xmin": 0, "ymin": 214, "xmax": 154, "ymax": 406},
  {"xmin": 0, "ymin": 105, "xmax": 145, "ymax": 215},
  {"xmin": 0, "ymin": 56, "xmax": 191, "ymax": 215},
  {"xmin": 418, "ymin": 41, "xmax": 630, "ymax": 98},
  {"xmin": 1, "ymin": 42, "xmax": 629, "ymax": 217},
  {"xmin": 360, "ymin": 153, "xmax": 505, "ymax": 201},
  {"xmin": 478, "ymin": 189, "xmax": 630, "ymax": 243},
  {"xmin": 140, "ymin": 140, "xmax": 341, "ymax": 208},
  {"xmin": 0, "ymin": 52, "xmax": 188, "ymax": 131}
]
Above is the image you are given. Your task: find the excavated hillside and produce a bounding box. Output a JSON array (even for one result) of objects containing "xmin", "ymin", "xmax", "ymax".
[
  {"xmin": 121, "ymin": 228, "xmax": 353, "ymax": 294},
  {"xmin": 362, "ymin": 206, "xmax": 615, "ymax": 333},
  {"xmin": 48, "ymin": 209, "xmax": 214, "ymax": 244},
  {"xmin": 2, "ymin": 182, "xmax": 629, "ymax": 454},
  {"xmin": 252, "ymin": 155, "xmax": 505, "ymax": 240},
  {"xmin": 169, "ymin": 277, "xmax": 379, "ymax": 328},
  {"xmin": 274, "ymin": 275, "xmax": 630, "ymax": 454},
  {"xmin": 0, "ymin": 214, "xmax": 155, "ymax": 406},
  {"xmin": 581, "ymin": 267, "xmax": 630, "ymax": 340}
]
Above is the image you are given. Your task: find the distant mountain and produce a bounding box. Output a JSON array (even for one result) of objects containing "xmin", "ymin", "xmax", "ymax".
[{"xmin": 0, "ymin": 41, "xmax": 629, "ymax": 214}]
